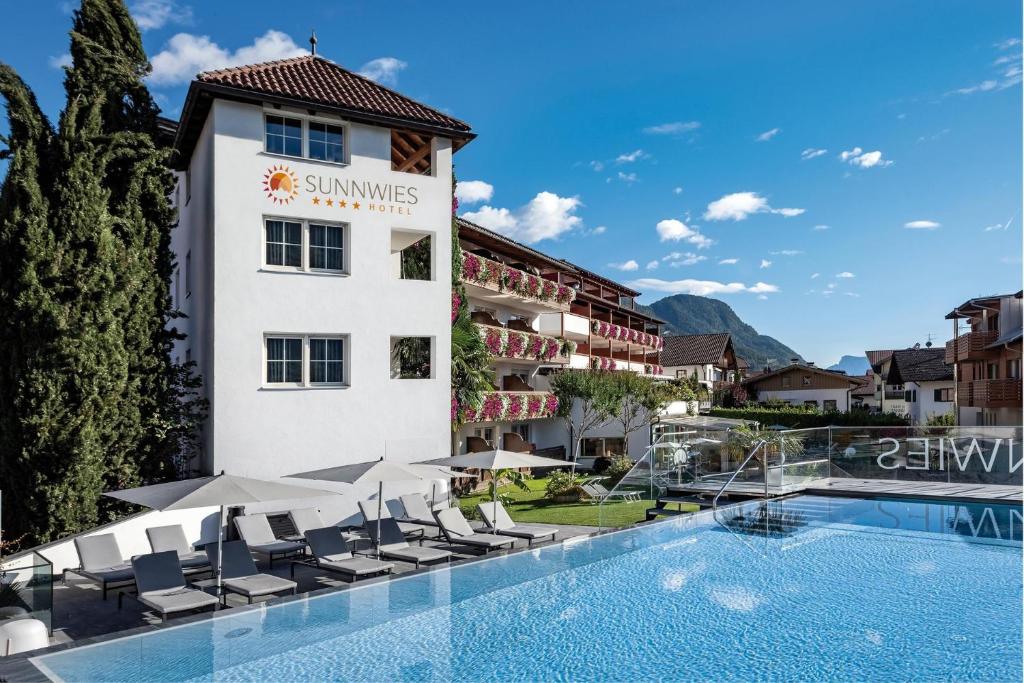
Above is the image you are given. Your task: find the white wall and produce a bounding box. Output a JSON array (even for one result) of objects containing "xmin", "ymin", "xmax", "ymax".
[
  {"xmin": 906, "ymin": 380, "xmax": 955, "ymax": 424},
  {"xmin": 175, "ymin": 99, "xmax": 453, "ymax": 480},
  {"xmin": 755, "ymin": 388, "xmax": 852, "ymax": 411}
]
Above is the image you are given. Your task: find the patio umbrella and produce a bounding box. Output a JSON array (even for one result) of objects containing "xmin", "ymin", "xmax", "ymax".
[
  {"xmin": 422, "ymin": 449, "xmax": 571, "ymax": 529},
  {"xmin": 287, "ymin": 459, "xmax": 462, "ymax": 558},
  {"xmin": 104, "ymin": 473, "xmax": 338, "ymax": 596}
]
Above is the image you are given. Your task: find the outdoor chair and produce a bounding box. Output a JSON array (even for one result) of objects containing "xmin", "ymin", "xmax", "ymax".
[
  {"xmin": 398, "ymin": 493, "xmax": 444, "ymax": 529},
  {"xmin": 501, "ymin": 375, "xmax": 534, "ymax": 392},
  {"xmin": 366, "ymin": 518, "xmax": 453, "ymax": 569},
  {"xmin": 291, "ymin": 527, "xmax": 393, "ymax": 582},
  {"xmin": 434, "ymin": 508, "xmax": 515, "ymax": 554},
  {"xmin": 505, "ymin": 318, "xmax": 533, "ymax": 333},
  {"xmin": 477, "ymin": 500, "xmax": 557, "ymax": 546},
  {"xmin": 470, "ymin": 311, "xmax": 504, "ymax": 328},
  {"xmin": 205, "ymin": 540, "xmax": 296, "ymax": 605},
  {"xmin": 466, "ymin": 436, "xmax": 492, "ymax": 453},
  {"xmin": 358, "ymin": 499, "xmax": 425, "ymax": 540},
  {"xmin": 233, "ymin": 514, "xmax": 307, "ymax": 568},
  {"xmin": 581, "ymin": 482, "xmax": 640, "ymax": 503},
  {"xmin": 146, "ymin": 524, "xmax": 212, "ymax": 577},
  {"xmin": 502, "ymin": 432, "xmax": 536, "ymax": 454},
  {"xmin": 127, "ymin": 551, "xmax": 219, "ymax": 622},
  {"xmin": 70, "ymin": 534, "xmax": 135, "ymax": 600}
]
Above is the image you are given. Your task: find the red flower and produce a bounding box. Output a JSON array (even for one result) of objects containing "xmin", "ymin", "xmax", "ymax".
[
  {"xmin": 506, "ymin": 332, "xmax": 526, "ymax": 358},
  {"xmin": 463, "ymin": 254, "xmax": 481, "ymax": 281},
  {"xmin": 481, "ymin": 393, "xmax": 505, "ymax": 421},
  {"xmin": 484, "ymin": 328, "xmax": 505, "ymax": 356}
]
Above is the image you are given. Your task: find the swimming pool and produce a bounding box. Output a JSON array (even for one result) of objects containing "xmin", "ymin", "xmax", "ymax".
[{"xmin": 34, "ymin": 496, "xmax": 1022, "ymax": 682}]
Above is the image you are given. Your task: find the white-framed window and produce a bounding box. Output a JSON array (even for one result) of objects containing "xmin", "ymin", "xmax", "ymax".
[
  {"xmin": 264, "ymin": 334, "xmax": 348, "ymax": 388},
  {"xmin": 264, "ymin": 114, "xmax": 345, "ymax": 164},
  {"xmin": 262, "ymin": 217, "xmax": 347, "ymax": 274}
]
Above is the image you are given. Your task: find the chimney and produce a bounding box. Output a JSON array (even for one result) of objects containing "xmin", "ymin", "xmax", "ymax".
[{"xmin": 790, "ymin": 357, "xmax": 800, "ymax": 365}]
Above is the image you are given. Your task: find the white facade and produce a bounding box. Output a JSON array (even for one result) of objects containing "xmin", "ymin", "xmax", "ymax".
[
  {"xmin": 753, "ymin": 388, "xmax": 853, "ymax": 412},
  {"xmin": 903, "ymin": 380, "xmax": 955, "ymax": 424},
  {"xmin": 171, "ymin": 99, "xmax": 453, "ymax": 482}
]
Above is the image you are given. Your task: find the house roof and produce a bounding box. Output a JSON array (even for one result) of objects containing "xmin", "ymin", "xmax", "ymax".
[
  {"xmin": 661, "ymin": 334, "xmax": 733, "ymax": 367},
  {"xmin": 886, "ymin": 348, "xmax": 953, "ymax": 384},
  {"xmin": 173, "ymin": 55, "xmax": 474, "ymax": 167},
  {"xmin": 945, "ymin": 292, "xmax": 1019, "ymax": 319},
  {"xmin": 851, "ymin": 381, "xmax": 876, "ymax": 396},
  {"xmin": 736, "ymin": 356, "xmax": 750, "ymax": 370},
  {"xmin": 742, "ymin": 363, "xmax": 864, "ymax": 388}
]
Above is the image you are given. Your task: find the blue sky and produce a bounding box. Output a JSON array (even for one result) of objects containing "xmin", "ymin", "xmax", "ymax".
[{"xmin": 3, "ymin": 0, "xmax": 1022, "ymax": 365}]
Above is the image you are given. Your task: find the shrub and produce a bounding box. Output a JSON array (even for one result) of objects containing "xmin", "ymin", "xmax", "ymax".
[
  {"xmin": 708, "ymin": 406, "xmax": 908, "ymax": 428},
  {"xmin": 603, "ymin": 455, "xmax": 635, "ymax": 486},
  {"xmin": 545, "ymin": 470, "xmax": 586, "ymax": 498}
]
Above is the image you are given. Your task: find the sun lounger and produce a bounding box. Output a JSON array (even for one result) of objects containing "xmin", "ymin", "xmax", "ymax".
[
  {"xmin": 205, "ymin": 540, "xmax": 297, "ymax": 604},
  {"xmin": 434, "ymin": 508, "xmax": 515, "ymax": 554},
  {"xmin": 397, "ymin": 494, "xmax": 443, "ymax": 529},
  {"xmin": 290, "ymin": 526, "xmax": 393, "ymax": 582},
  {"xmin": 365, "ymin": 518, "xmax": 452, "ymax": 568},
  {"xmin": 477, "ymin": 500, "xmax": 557, "ymax": 546},
  {"xmin": 358, "ymin": 499, "xmax": 425, "ymax": 539},
  {"xmin": 233, "ymin": 514, "xmax": 306, "ymax": 567},
  {"xmin": 582, "ymin": 482, "xmax": 640, "ymax": 502},
  {"xmin": 146, "ymin": 525, "xmax": 212, "ymax": 577},
  {"xmin": 129, "ymin": 551, "xmax": 219, "ymax": 622},
  {"xmin": 287, "ymin": 508, "xmax": 362, "ymax": 544},
  {"xmin": 71, "ymin": 534, "xmax": 135, "ymax": 600}
]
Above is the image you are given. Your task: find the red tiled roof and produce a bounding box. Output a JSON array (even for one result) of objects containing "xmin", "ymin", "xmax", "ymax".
[
  {"xmin": 661, "ymin": 334, "xmax": 732, "ymax": 367},
  {"xmin": 196, "ymin": 55, "xmax": 471, "ymax": 135}
]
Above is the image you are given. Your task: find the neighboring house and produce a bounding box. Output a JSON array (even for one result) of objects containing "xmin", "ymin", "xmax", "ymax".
[
  {"xmin": 945, "ymin": 291, "xmax": 1023, "ymax": 427},
  {"xmin": 865, "ymin": 349, "xmax": 907, "ymax": 416},
  {"xmin": 661, "ymin": 333, "xmax": 741, "ymax": 392},
  {"xmin": 850, "ymin": 374, "xmax": 878, "ymax": 411},
  {"xmin": 742, "ymin": 363, "xmax": 865, "ymax": 411},
  {"xmin": 886, "ymin": 348, "xmax": 954, "ymax": 424},
  {"xmin": 455, "ymin": 219, "xmax": 666, "ymax": 462}
]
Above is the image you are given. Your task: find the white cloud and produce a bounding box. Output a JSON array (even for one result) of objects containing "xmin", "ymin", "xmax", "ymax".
[
  {"xmin": 455, "ymin": 180, "xmax": 494, "ymax": 205},
  {"xmin": 844, "ymin": 292, "xmax": 861, "ymax": 298},
  {"xmin": 839, "ymin": 147, "xmax": 893, "ymax": 168},
  {"xmin": 48, "ymin": 53, "xmax": 72, "ymax": 69},
  {"xmin": 904, "ymin": 220, "xmax": 940, "ymax": 230},
  {"xmin": 589, "ymin": 160, "xmax": 605, "ymax": 172},
  {"xmin": 984, "ymin": 223, "xmax": 1004, "ymax": 231},
  {"xmin": 590, "ymin": 225, "xmax": 607, "ymax": 235},
  {"xmin": 645, "ymin": 260, "xmax": 659, "ymax": 270},
  {"xmin": 655, "ymin": 219, "xmax": 713, "ymax": 248},
  {"xmin": 812, "ymin": 224, "xmax": 830, "ymax": 231},
  {"xmin": 952, "ymin": 79, "xmax": 999, "ymax": 95},
  {"xmin": 703, "ymin": 191, "xmax": 804, "ymax": 221},
  {"xmin": 609, "ymin": 260, "xmax": 639, "ymax": 272},
  {"xmin": 663, "ymin": 252, "xmax": 707, "ymax": 266},
  {"xmin": 836, "ymin": 272, "xmax": 855, "ymax": 278},
  {"xmin": 616, "ymin": 171, "xmax": 638, "ymax": 184},
  {"xmin": 827, "ymin": 282, "xmax": 836, "ymax": 289},
  {"xmin": 718, "ymin": 258, "xmax": 738, "ymax": 265},
  {"xmin": 760, "ymin": 259, "xmax": 772, "ymax": 269},
  {"xmin": 615, "ymin": 149, "xmax": 647, "ymax": 163},
  {"xmin": 810, "ymin": 272, "xmax": 820, "ymax": 279},
  {"xmin": 461, "ymin": 191, "xmax": 583, "ymax": 244},
  {"xmin": 131, "ymin": 0, "xmax": 192, "ymax": 31},
  {"xmin": 757, "ymin": 294, "xmax": 768, "ymax": 300},
  {"xmin": 626, "ymin": 278, "xmax": 779, "ymax": 296},
  {"xmin": 995, "ymin": 38, "xmax": 1022, "ymax": 50},
  {"xmin": 771, "ymin": 250, "xmax": 803, "ymax": 256},
  {"xmin": 673, "ymin": 186, "xmax": 684, "ymax": 195},
  {"xmin": 149, "ymin": 30, "xmax": 307, "ymax": 85},
  {"xmin": 643, "ymin": 121, "xmax": 701, "ymax": 135},
  {"xmin": 756, "ymin": 127, "xmax": 781, "ymax": 142},
  {"xmin": 358, "ymin": 57, "xmax": 407, "ymax": 86},
  {"xmin": 801, "ymin": 148, "xmax": 827, "ymax": 160}
]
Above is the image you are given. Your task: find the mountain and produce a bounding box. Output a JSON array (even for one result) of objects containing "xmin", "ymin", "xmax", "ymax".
[
  {"xmin": 641, "ymin": 294, "xmax": 802, "ymax": 368},
  {"xmin": 827, "ymin": 354, "xmax": 870, "ymax": 376}
]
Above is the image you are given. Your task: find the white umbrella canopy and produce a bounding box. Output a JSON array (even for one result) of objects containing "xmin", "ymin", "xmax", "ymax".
[
  {"xmin": 104, "ymin": 473, "xmax": 339, "ymax": 596},
  {"xmin": 423, "ymin": 449, "xmax": 570, "ymax": 471}
]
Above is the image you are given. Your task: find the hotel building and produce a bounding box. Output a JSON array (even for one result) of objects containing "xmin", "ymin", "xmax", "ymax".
[
  {"xmin": 945, "ymin": 292, "xmax": 1023, "ymax": 426},
  {"xmin": 166, "ymin": 54, "xmax": 472, "ymax": 479},
  {"xmin": 455, "ymin": 219, "xmax": 667, "ymax": 461}
]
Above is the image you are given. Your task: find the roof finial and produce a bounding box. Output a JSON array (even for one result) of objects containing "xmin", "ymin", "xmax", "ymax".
[{"xmin": 309, "ymin": 30, "xmax": 318, "ymax": 56}]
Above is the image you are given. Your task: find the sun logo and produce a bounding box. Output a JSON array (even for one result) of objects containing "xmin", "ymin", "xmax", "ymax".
[{"xmin": 263, "ymin": 165, "xmax": 300, "ymax": 204}]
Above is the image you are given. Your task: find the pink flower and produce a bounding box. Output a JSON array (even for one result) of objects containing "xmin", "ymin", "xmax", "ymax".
[
  {"xmin": 527, "ymin": 395, "xmax": 543, "ymax": 417},
  {"xmin": 463, "ymin": 254, "xmax": 481, "ymax": 281},
  {"xmin": 608, "ymin": 324, "xmax": 619, "ymax": 339},
  {"xmin": 451, "ymin": 395, "xmax": 458, "ymax": 422},
  {"xmin": 451, "ymin": 290, "xmax": 461, "ymax": 323},
  {"xmin": 507, "ymin": 394, "xmax": 524, "ymax": 419},
  {"xmin": 609, "ymin": 359, "xmax": 618, "ymax": 371},
  {"xmin": 541, "ymin": 280, "xmax": 557, "ymax": 300},
  {"xmin": 464, "ymin": 406, "xmax": 477, "ymax": 421},
  {"xmin": 481, "ymin": 393, "xmax": 505, "ymax": 421},
  {"xmin": 506, "ymin": 331, "xmax": 526, "ymax": 358},
  {"xmin": 481, "ymin": 259, "xmax": 500, "ymax": 285},
  {"xmin": 504, "ymin": 267, "xmax": 523, "ymax": 290},
  {"xmin": 484, "ymin": 328, "xmax": 504, "ymax": 356},
  {"xmin": 543, "ymin": 338, "xmax": 559, "ymax": 360},
  {"xmin": 528, "ymin": 335, "xmax": 545, "ymax": 359},
  {"xmin": 556, "ymin": 285, "xmax": 574, "ymax": 304},
  {"xmin": 544, "ymin": 394, "xmax": 559, "ymax": 415},
  {"xmin": 526, "ymin": 275, "xmax": 540, "ymax": 296}
]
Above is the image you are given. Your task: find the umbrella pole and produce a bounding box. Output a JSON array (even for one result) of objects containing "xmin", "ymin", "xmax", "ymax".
[
  {"xmin": 376, "ymin": 482, "xmax": 383, "ymax": 560},
  {"xmin": 215, "ymin": 504, "xmax": 225, "ymax": 607},
  {"xmin": 492, "ymin": 473, "xmax": 498, "ymax": 531}
]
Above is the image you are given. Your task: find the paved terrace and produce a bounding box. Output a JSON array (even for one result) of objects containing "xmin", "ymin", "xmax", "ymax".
[{"xmin": 42, "ymin": 521, "xmax": 595, "ymax": 647}]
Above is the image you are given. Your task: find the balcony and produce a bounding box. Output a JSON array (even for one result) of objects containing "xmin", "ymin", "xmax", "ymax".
[
  {"xmin": 958, "ymin": 379, "xmax": 1022, "ymax": 408},
  {"xmin": 464, "ymin": 390, "xmax": 559, "ymax": 423},
  {"xmin": 945, "ymin": 330, "xmax": 999, "ymax": 363},
  {"xmin": 537, "ymin": 311, "xmax": 591, "ymax": 343},
  {"xmin": 460, "ymin": 252, "xmax": 574, "ymax": 313},
  {"xmin": 590, "ymin": 320, "xmax": 663, "ymax": 352},
  {"xmin": 475, "ymin": 322, "xmax": 571, "ymax": 365}
]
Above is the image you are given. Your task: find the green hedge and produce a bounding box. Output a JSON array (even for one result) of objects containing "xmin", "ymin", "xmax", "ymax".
[{"xmin": 708, "ymin": 407, "xmax": 909, "ymax": 428}]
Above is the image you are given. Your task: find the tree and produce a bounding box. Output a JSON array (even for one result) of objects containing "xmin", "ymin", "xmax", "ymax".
[
  {"xmin": 549, "ymin": 369, "xmax": 618, "ymax": 472},
  {"xmin": 607, "ymin": 372, "xmax": 668, "ymax": 450}
]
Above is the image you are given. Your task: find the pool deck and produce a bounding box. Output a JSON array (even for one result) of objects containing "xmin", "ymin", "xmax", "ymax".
[{"xmin": 0, "ymin": 522, "xmax": 597, "ymax": 682}]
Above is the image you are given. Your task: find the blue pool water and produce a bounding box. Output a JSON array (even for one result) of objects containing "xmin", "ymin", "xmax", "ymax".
[{"xmin": 35, "ymin": 496, "xmax": 1022, "ymax": 682}]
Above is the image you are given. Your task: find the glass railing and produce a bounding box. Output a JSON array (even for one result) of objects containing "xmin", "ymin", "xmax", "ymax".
[{"xmin": 0, "ymin": 550, "xmax": 54, "ymax": 633}]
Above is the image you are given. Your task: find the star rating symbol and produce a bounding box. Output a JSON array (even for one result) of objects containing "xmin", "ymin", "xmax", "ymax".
[
  {"xmin": 326, "ymin": 198, "xmax": 333, "ymax": 207},
  {"xmin": 338, "ymin": 200, "xmax": 347, "ymax": 208},
  {"xmin": 312, "ymin": 196, "xmax": 320, "ymax": 205},
  {"xmin": 352, "ymin": 202, "xmax": 360, "ymax": 210}
]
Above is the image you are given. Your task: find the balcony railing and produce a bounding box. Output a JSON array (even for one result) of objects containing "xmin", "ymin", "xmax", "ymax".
[
  {"xmin": 463, "ymin": 391, "xmax": 559, "ymax": 422},
  {"xmin": 946, "ymin": 330, "xmax": 999, "ymax": 363},
  {"xmin": 590, "ymin": 320, "xmax": 663, "ymax": 351},
  {"xmin": 460, "ymin": 252, "xmax": 574, "ymax": 311},
  {"xmin": 475, "ymin": 323, "xmax": 572, "ymax": 364},
  {"xmin": 959, "ymin": 379, "xmax": 1023, "ymax": 407}
]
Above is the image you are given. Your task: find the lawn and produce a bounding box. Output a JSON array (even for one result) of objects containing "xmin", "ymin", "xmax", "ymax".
[{"xmin": 457, "ymin": 476, "xmax": 663, "ymax": 528}]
